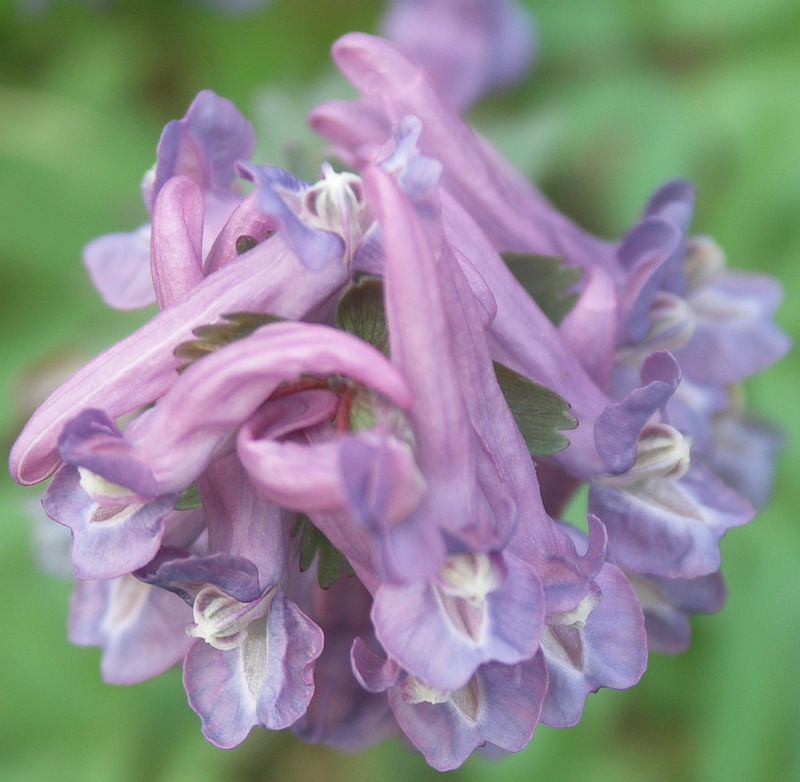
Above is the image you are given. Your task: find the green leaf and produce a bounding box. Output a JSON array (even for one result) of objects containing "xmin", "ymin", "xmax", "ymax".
[
  {"xmin": 235, "ymin": 234, "xmax": 260, "ymax": 255},
  {"xmin": 174, "ymin": 482, "xmax": 201, "ymax": 510},
  {"xmin": 174, "ymin": 311, "xmax": 285, "ymax": 369},
  {"xmin": 292, "ymin": 514, "xmax": 346, "ymax": 590},
  {"xmin": 500, "ymin": 252, "xmax": 582, "ymax": 326},
  {"xmin": 347, "ymin": 389, "xmax": 378, "ymax": 432},
  {"xmin": 335, "ymin": 276, "xmax": 389, "ymax": 355},
  {"xmin": 494, "ymin": 362, "xmax": 577, "ymax": 456}
]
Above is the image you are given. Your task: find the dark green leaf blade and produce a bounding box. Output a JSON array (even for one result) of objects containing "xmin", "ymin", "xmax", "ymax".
[
  {"xmin": 293, "ymin": 513, "xmax": 345, "ymax": 589},
  {"xmin": 501, "ymin": 252, "xmax": 582, "ymax": 326},
  {"xmin": 174, "ymin": 311, "xmax": 285, "ymax": 370},
  {"xmin": 335, "ymin": 276, "xmax": 389, "ymax": 355},
  {"xmin": 495, "ymin": 362, "xmax": 577, "ymax": 456},
  {"xmin": 174, "ymin": 482, "xmax": 202, "ymax": 510}
]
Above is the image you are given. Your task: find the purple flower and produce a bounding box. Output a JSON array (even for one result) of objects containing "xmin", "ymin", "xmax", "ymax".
[
  {"xmin": 625, "ymin": 569, "xmax": 726, "ymax": 654},
  {"xmin": 381, "ymin": 0, "xmax": 536, "ymax": 113},
  {"xmin": 313, "ymin": 29, "xmax": 784, "ymax": 585},
  {"xmin": 539, "ymin": 563, "xmax": 646, "ymax": 727},
  {"xmin": 9, "ymin": 28, "xmax": 787, "ymax": 768},
  {"xmin": 352, "ymin": 637, "xmax": 548, "ymax": 771},
  {"xmin": 68, "ymin": 506, "xmax": 205, "ymax": 681},
  {"xmin": 84, "ymin": 90, "xmax": 255, "ymax": 310}
]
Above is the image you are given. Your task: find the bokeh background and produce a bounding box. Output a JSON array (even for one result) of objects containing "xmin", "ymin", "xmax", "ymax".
[{"xmin": 1, "ymin": 1, "xmax": 798, "ymax": 780}]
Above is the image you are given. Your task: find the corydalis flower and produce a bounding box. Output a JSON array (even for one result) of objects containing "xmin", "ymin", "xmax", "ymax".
[
  {"xmin": 381, "ymin": 0, "xmax": 535, "ymax": 113},
  {"xmin": 10, "ymin": 28, "xmax": 788, "ymax": 772},
  {"xmin": 84, "ymin": 90, "xmax": 255, "ymax": 310},
  {"xmin": 312, "ymin": 28, "xmax": 786, "ymax": 591}
]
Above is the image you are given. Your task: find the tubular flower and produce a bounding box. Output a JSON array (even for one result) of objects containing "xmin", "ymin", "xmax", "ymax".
[
  {"xmin": 380, "ymin": 0, "xmax": 536, "ymax": 113},
  {"xmin": 10, "ymin": 31, "xmax": 787, "ymax": 770}
]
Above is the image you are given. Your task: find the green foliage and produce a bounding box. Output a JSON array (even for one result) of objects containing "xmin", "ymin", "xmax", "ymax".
[
  {"xmin": 173, "ymin": 312, "xmax": 284, "ymax": 368},
  {"xmin": 335, "ymin": 276, "xmax": 389, "ymax": 355},
  {"xmin": 500, "ymin": 252, "xmax": 582, "ymax": 326},
  {"xmin": 494, "ymin": 362, "xmax": 577, "ymax": 456},
  {"xmin": 291, "ymin": 513, "xmax": 348, "ymax": 590},
  {"xmin": 174, "ymin": 482, "xmax": 201, "ymax": 510},
  {"xmin": 234, "ymin": 234, "xmax": 260, "ymax": 255}
]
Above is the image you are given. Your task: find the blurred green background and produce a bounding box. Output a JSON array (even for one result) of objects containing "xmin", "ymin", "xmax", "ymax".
[{"xmin": 1, "ymin": 1, "xmax": 797, "ymax": 780}]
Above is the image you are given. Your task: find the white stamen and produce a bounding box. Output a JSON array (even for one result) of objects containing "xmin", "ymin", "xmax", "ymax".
[
  {"xmin": 438, "ymin": 554, "xmax": 496, "ymax": 605},
  {"xmin": 597, "ymin": 423, "xmax": 691, "ymax": 488},
  {"xmin": 548, "ymin": 590, "xmax": 601, "ymax": 630},
  {"xmin": 187, "ymin": 585, "xmax": 275, "ymax": 652},
  {"xmin": 304, "ymin": 165, "xmax": 368, "ymax": 264},
  {"xmin": 401, "ymin": 676, "xmax": 451, "ymax": 705}
]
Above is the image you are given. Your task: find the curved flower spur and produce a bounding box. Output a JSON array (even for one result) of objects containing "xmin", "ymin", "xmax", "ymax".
[
  {"xmin": 312, "ymin": 30, "xmax": 788, "ymax": 649},
  {"xmin": 10, "ymin": 27, "xmax": 788, "ymax": 773}
]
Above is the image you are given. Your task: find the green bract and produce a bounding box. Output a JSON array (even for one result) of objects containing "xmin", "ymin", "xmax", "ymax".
[
  {"xmin": 494, "ymin": 362, "xmax": 577, "ymax": 456},
  {"xmin": 173, "ymin": 312, "xmax": 285, "ymax": 368},
  {"xmin": 335, "ymin": 276, "xmax": 389, "ymax": 355},
  {"xmin": 501, "ymin": 252, "xmax": 582, "ymax": 326}
]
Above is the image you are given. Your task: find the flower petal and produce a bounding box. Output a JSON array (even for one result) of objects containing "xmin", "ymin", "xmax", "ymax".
[
  {"xmin": 82, "ymin": 225, "xmax": 155, "ymax": 309},
  {"xmin": 150, "ymin": 175, "xmax": 204, "ymax": 309},
  {"xmin": 389, "ymin": 654, "xmax": 547, "ymax": 771},
  {"xmin": 10, "ymin": 233, "xmax": 349, "ymax": 486},
  {"xmin": 69, "ymin": 575, "xmax": 193, "ymax": 684},
  {"xmin": 183, "ymin": 589, "xmax": 322, "ymax": 748}
]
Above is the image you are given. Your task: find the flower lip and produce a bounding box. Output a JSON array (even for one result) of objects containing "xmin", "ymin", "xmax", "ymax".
[{"xmin": 59, "ymin": 408, "xmax": 159, "ymax": 499}]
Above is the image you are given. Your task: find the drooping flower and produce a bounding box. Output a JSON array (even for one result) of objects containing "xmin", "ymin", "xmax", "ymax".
[
  {"xmin": 84, "ymin": 90, "xmax": 256, "ymax": 310},
  {"xmin": 10, "ymin": 26, "xmax": 788, "ymax": 771},
  {"xmin": 311, "ymin": 28, "xmax": 786, "ymax": 585},
  {"xmin": 381, "ymin": 0, "xmax": 536, "ymax": 113}
]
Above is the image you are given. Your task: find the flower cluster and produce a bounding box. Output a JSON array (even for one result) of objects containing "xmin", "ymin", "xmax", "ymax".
[{"xmin": 10, "ymin": 32, "xmax": 787, "ymax": 771}]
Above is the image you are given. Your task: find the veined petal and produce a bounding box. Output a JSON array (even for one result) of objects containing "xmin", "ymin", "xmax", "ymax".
[
  {"xmin": 121, "ymin": 321, "xmax": 411, "ymax": 493},
  {"xmin": 42, "ymin": 462, "xmax": 174, "ymax": 579},
  {"xmin": 82, "ymin": 225, "xmax": 155, "ymax": 310},
  {"xmin": 594, "ymin": 350, "xmax": 682, "ymax": 474},
  {"xmin": 339, "ymin": 431, "xmax": 427, "ymax": 535},
  {"xmin": 674, "ymin": 270, "xmax": 790, "ymax": 384},
  {"xmin": 388, "ymin": 654, "xmax": 547, "ymax": 771},
  {"xmin": 135, "ymin": 549, "xmax": 263, "ymax": 606},
  {"xmin": 57, "ymin": 408, "xmax": 157, "ymax": 496},
  {"xmin": 10, "ymin": 232, "xmax": 350, "ymax": 486},
  {"xmin": 69, "ymin": 575, "xmax": 193, "ymax": 685},
  {"xmin": 198, "ymin": 454, "xmax": 287, "ymax": 586},
  {"xmin": 539, "ymin": 564, "xmax": 647, "ymax": 727},
  {"xmin": 150, "ymin": 175, "xmax": 204, "ymax": 309},
  {"xmin": 372, "ymin": 551, "xmax": 544, "ymax": 691},
  {"xmin": 150, "ymin": 89, "xmax": 255, "ymax": 207},
  {"xmin": 617, "ymin": 217, "xmax": 685, "ymax": 343},
  {"xmin": 590, "ymin": 464, "xmax": 753, "ymax": 578},
  {"xmin": 364, "ymin": 165, "xmax": 476, "ymax": 537},
  {"xmin": 625, "ymin": 569, "xmax": 726, "ymax": 654},
  {"xmin": 183, "ymin": 588, "xmax": 323, "ymax": 748}
]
